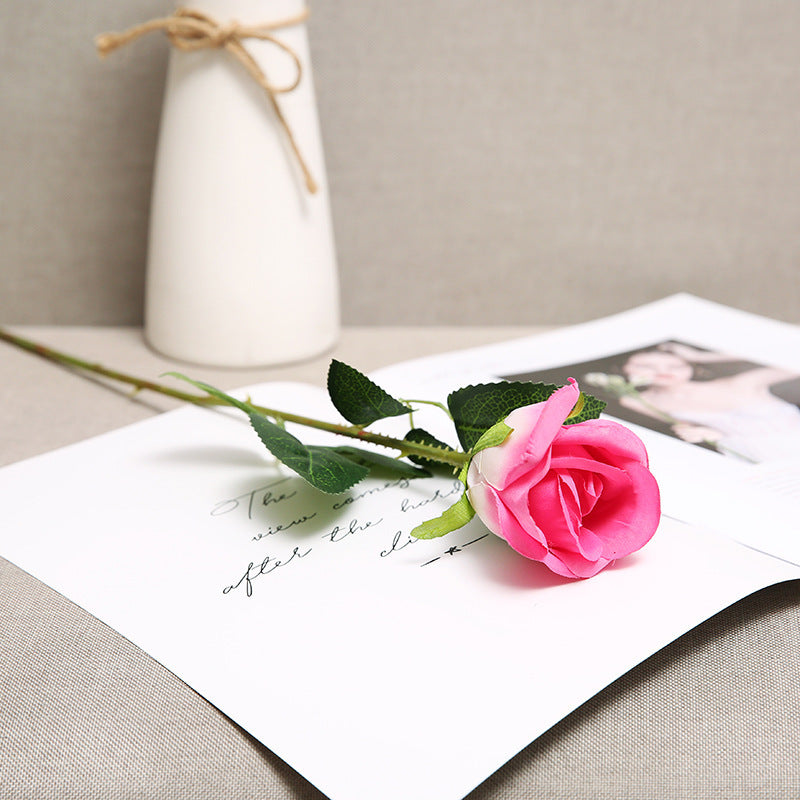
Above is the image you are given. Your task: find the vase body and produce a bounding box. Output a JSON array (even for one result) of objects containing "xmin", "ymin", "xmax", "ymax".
[{"xmin": 145, "ymin": 0, "xmax": 339, "ymax": 366}]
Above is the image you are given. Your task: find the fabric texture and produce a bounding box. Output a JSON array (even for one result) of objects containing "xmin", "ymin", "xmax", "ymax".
[
  {"xmin": 2, "ymin": 560, "xmax": 799, "ymax": 799},
  {"xmin": 1, "ymin": 326, "xmax": 799, "ymax": 799}
]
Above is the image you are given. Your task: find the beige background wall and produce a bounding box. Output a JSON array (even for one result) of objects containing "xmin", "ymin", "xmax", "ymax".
[{"xmin": 1, "ymin": 1, "xmax": 799, "ymax": 325}]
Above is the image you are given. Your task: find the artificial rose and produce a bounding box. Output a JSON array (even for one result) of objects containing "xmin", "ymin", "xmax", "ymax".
[{"xmin": 466, "ymin": 379, "xmax": 660, "ymax": 579}]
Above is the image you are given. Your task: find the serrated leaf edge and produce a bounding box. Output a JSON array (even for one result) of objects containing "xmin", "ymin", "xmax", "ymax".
[{"xmin": 327, "ymin": 360, "xmax": 412, "ymax": 426}]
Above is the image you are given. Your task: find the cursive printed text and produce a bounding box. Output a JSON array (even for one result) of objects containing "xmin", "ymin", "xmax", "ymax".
[
  {"xmin": 252, "ymin": 512, "xmax": 317, "ymax": 541},
  {"xmin": 211, "ymin": 477, "xmax": 297, "ymax": 519},
  {"xmin": 332, "ymin": 478, "xmax": 410, "ymax": 510},
  {"xmin": 223, "ymin": 545, "xmax": 313, "ymax": 597},
  {"xmin": 321, "ymin": 517, "xmax": 383, "ymax": 543},
  {"xmin": 379, "ymin": 530, "xmax": 418, "ymax": 558},
  {"xmin": 216, "ymin": 475, "xmax": 478, "ymax": 594},
  {"xmin": 399, "ymin": 481, "xmax": 463, "ymax": 513}
]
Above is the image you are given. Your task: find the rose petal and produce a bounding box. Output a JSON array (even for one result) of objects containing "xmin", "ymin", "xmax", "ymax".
[
  {"xmin": 543, "ymin": 548, "xmax": 612, "ymax": 579},
  {"xmin": 474, "ymin": 380, "xmax": 581, "ymax": 490},
  {"xmin": 467, "ymin": 480, "xmax": 548, "ymax": 560},
  {"xmin": 526, "ymin": 474, "xmax": 604, "ymax": 561},
  {"xmin": 578, "ymin": 471, "xmax": 602, "ymax": 516},
  {"xmin": 586, "ymin": 464, "xmax": 661, "ymax": 557},
  {"xmin": 468, "ymin": 409, "xmax": 549, "ymax": 492},
  {"xmin": 546, "ymin": 462, "xmax": 659, "ymax": 557},
  {"xmin": 556, "ymin": 418, "xmax": 650, "ymax": 466},
  {"xmin": 466, "ymin": 383, "xmax": 660, "ymax": 580}
]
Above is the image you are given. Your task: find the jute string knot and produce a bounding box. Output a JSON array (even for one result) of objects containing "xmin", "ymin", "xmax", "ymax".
[{"xmin": 96, "ymin": 7, "xmax": 317, "ymax": 193}]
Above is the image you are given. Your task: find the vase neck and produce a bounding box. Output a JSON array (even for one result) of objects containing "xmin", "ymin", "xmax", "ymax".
[{"xmin": 179, "ymin": 0, "xmax": 308, "ymax": 25}]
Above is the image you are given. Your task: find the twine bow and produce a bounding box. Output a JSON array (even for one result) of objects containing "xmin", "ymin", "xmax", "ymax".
[{"xmin": 96, "ymin": 7, "xmax": 318, "ymax": 194}]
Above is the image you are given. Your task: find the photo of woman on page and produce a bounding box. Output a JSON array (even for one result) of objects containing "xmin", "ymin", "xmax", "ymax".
[{"xmin": 506, "ymin": 341, "xmax": 800, "ymax": 464}]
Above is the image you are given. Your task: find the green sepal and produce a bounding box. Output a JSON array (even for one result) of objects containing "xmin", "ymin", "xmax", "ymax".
[
  {"xmin": 448, "ymin": 381, "xmax": 606, "ymax": 450},
  {"xmin": 327, "ymin": 360, "xmax": 411, "ymax": 426},
  {"xmin": 403, "ymin": 428, "xmax": 457, "ymax": 468},
  {"xmin": 166, "ymin": 373, "xmax": 369, "ymax": 494},
  {"xmin": 410, "ymin": 490, "xmax": 475, "ymax": 540},
  {"xmin": 409, "ymin": 418, "xmax": 514, "ymax": 541},
  {"xmin": 469, "ymin": 419, "xmax": 512, "ymax": 455},
  {"xmin": 410, "ymin": 460, "xmax": 475, "ymax": 540}
]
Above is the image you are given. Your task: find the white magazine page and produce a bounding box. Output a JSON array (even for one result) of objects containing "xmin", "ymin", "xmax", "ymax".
[
  {"xmin": 372, "ymin": 294, "xmax": 800, "ymax": 567},
  {"xmin": 1, "ymin": 300, "xmax": 799, "ymax": 800}
]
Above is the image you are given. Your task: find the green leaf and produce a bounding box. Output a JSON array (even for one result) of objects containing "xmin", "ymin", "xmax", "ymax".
[
  {"xmin": 249, "ymin": 420, "xmax": 370, "ymax": 494},
  {"xmin": 165, "ymin": 372, "xmax": 255, "ymax": 415},
  {"xmin": 166, "ymin": 373, "xmax": 369, "ymax": 494},
  {"xmin": 327, "ymin": 360, "xmax": 411, "ymax": 426},
  {"xmin": 564, "ymin": 392, "xmax": 606, "ymax": 425},
  {"xmin": 410, "ymin": 491, "xmax": 475, "ymax": 540},
  {"xmin": 330, "ymin": 446, "xmax": 431, "ymax": 479},
  {"xmin": 403, "ymin": 428, "xmax": 457, "ymax": 468},
  {"xmin": 448, "ymin": 381, "xmax": 605, "ymax": 450},
  {"xmin": 447, "ymin": 381, "xmax": 559, "ymax": 450}
]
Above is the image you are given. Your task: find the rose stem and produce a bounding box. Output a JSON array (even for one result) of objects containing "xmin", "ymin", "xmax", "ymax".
[{"xmin": 0, "ymin": 326, "xmax": 468, "ymax": 468}]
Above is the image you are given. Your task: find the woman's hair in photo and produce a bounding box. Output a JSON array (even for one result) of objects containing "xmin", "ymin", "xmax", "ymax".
[{"xmin": 619, "ymin": 342, "xmax": 759, "ymax": 383}]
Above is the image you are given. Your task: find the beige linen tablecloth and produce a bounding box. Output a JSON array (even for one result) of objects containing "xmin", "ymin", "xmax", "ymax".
[{"xmin": 1, "ymin": 327, "xmax": 799, "ymax": 800}]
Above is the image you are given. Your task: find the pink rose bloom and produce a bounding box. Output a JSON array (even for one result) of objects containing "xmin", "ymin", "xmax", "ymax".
[{"xmin": 466, "ymin": 379, "xmax": 660, "ymax": 579}]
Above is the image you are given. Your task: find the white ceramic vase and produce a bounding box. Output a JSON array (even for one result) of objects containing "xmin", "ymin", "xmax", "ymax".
[{"xmin": 145, "ymin": 0, "xmax": 339, "ymax": 366}]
